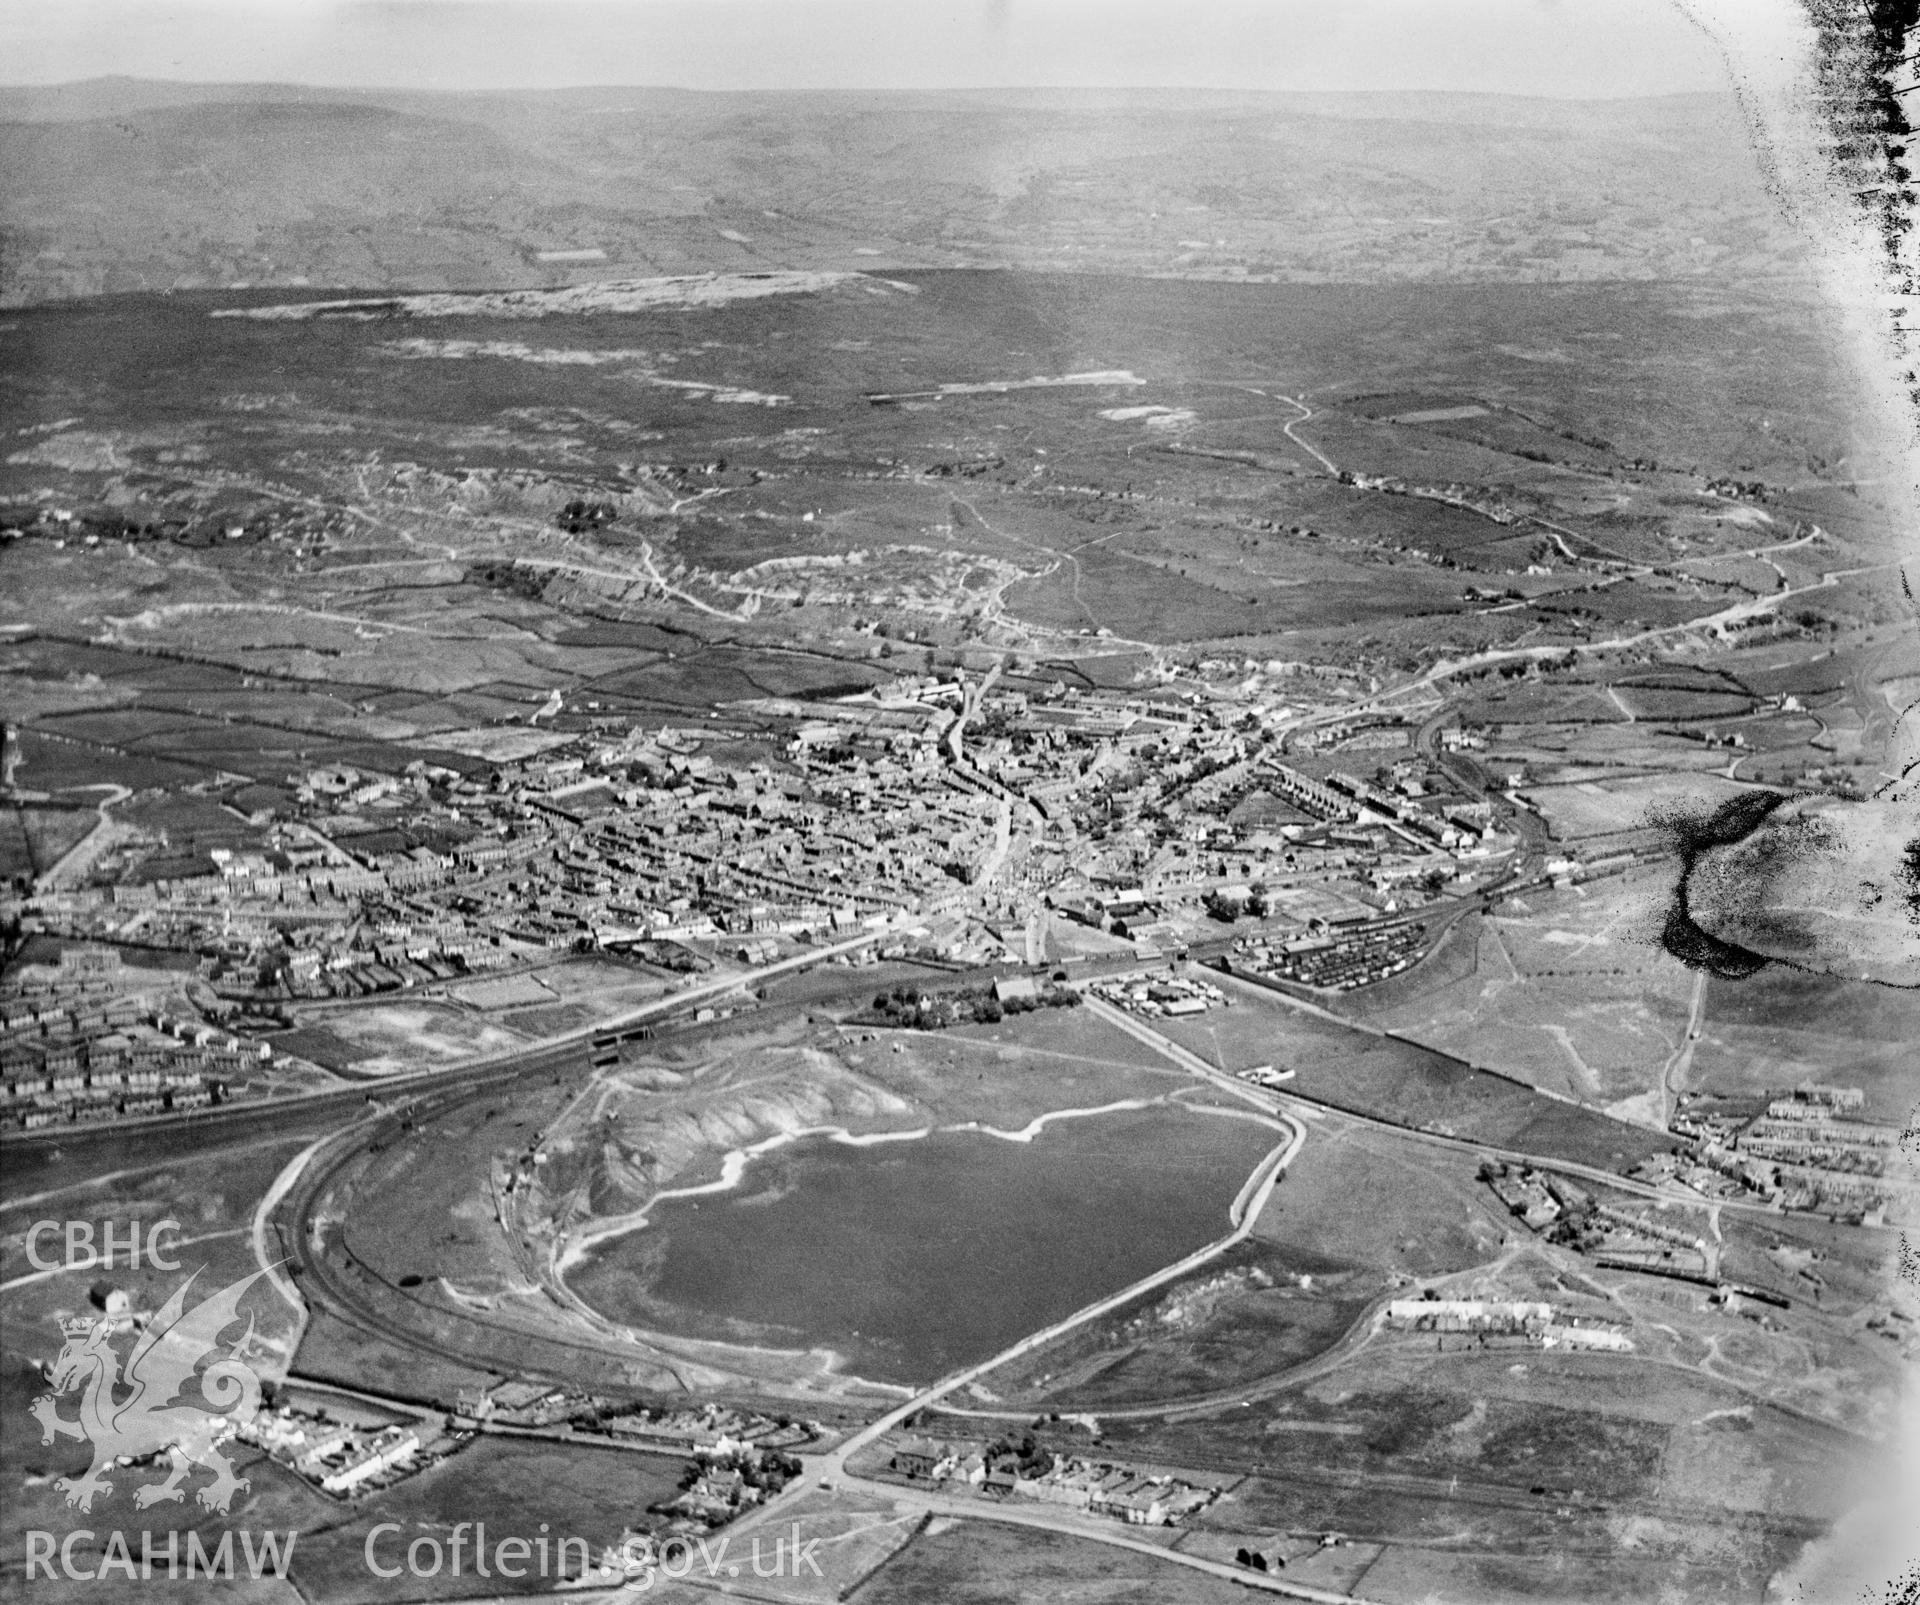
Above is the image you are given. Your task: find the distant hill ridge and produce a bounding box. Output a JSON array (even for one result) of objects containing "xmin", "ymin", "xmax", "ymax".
[
  {"xmin": 0, "ymin": 76, "xmax": 1731, "ymax": 123},
  {"xmin": 0, "ymin": 79, "xmax": 1799, "ymax": 305}
]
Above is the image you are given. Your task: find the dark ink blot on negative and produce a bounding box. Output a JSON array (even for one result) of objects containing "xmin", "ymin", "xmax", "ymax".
[{"xmin": 1653, "ymin": 791, "xmax": 1788, "ymax": 979}]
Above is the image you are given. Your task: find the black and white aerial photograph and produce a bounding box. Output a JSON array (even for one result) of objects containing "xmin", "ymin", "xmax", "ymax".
[{"xmin": 2, "ymin": 2, "xmax": 1916, "ymax": 1601}]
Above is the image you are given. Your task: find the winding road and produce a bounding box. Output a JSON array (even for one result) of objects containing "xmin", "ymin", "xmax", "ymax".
[
  {"xmin": 1275, "ymin": 394, "xmax": 1341, "ymax": 477},
  {"xmin": 31, "ymin": 782, "xmax": 131, "ymax": 894}
]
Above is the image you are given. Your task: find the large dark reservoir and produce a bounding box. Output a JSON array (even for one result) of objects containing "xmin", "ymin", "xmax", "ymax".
[{"xmin": 567, "ymin": 1104, "xmax": 1281, "ymax": 1385}]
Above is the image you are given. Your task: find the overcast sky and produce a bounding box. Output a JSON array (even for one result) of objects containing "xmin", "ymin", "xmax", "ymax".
[{"xmin": 2, "ymin": 0, "xmax": 1745, "ymax": 97}]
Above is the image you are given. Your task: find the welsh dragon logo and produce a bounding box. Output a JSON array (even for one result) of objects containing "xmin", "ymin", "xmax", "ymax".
[{"xmin": 31, "ymin": 1267, "xmax": 268, "ymax": 1514}]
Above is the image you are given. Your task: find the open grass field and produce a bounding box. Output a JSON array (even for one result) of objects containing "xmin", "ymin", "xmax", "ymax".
[
  {"xmin": 448, "ymin": 972, "xmax": 559, "ymax": 1010},
  {"xmin": 850, "ymin": 1515, "xmax": 1245, "ymax": 1605},
  {"xmin": 1105, "ymin": 1379, "xmax": 1669, "ymax": 1503},
  {"xmin": 636, "ymin": 1487, "xmax": 928, "ymax": 1605},
  {"xmin": 283, "ymin": 1303, "xmax": 504, "ymax": 1407},
  {"xmin": 974, "ymin": 1238, "xmax": 1380, "ymax": 1410},
  {"xmin": 0, "ymin": 1124, "xmax": 333, "ymax": 1454},
  {"xmin": 855, "ymin": 1007, "xmax": 1189, "ymax": 1127},
  {"xmin": 1248, "ymin": 1121, "xmax": 1506, "ymax": 1275},
  {"xmin": 295, "ymin": 1002, "xmax": 531, "ymax": 1076},
  {"xmin": 1458, "ymin": 684, "xmax": 1633, "ymax": 727},
  {"xmin": 1733, "ymin": 645, "xmax": 1872, "ymax": 700},
  {"xmin": 1611, "ymin": 686, "xmax": 1758, "ymax": 721},
  {"xmin": 1164, "ymin": 976, "xmax": 1670, "ymax": 1173},
  {"xmin": 1353, "ymin": 1542, "xmax": 1789, "ymax": 1605},
  {"xmin": 1362, "ymin": 872, "xmax": 1700, "ymax": 1111},
  {"xmin": 1524, "ymin": 773, "xmax": 1753, "ymax": 841},
  {"xmin": 1097, "ymin": 1343, "xmax": 1863, "ymax": 1605},
  {"xmin": 0, "ymin": 803, "xmax": 94, "ymax": 879},
  {"xmin": 280, "ymin": 1436, "xmax": 688, "ymax": 1603},
  {"xmin": 1494, "ymin": 725, "xmax": 1748, "ymax": 776},
  {"xmin": 1689, "ymin": 971, "xmax": 1920, "ymax": 1118},
  {"xmin": 10, "ymin": 726, "xmax": 207, "ymax": 792},
  {"xmin": 591, "ymin": 644, "xmax": 891, "ymax": 705},
  {"xmin": 0, "ymin": 808, "xmax": 34, "ymax": 881},
  {"xmin": 0, "ymin": 1442, "xmax": 316, "ymax": 1605}
]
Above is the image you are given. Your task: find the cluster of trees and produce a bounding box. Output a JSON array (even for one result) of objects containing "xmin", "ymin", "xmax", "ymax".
[
  {"xmin": 1203, "ymin": 883, "xmax": 1269, "ymax": 923},
  {"xmin": 630, "ymin": 939, "xmax": 705, "ymax": 973},
  {"xmin": 983, "ymin": 1433, "xmax": 1054, "ymax": 1478},
  {"xmin": 554, "ymin": 498, "xmax": 619, "ymax": 532},
  {"xmin": 2, "ymin": 506, "xmax": 188, "ymax": 542},
  {"xmin": 861, "ymin": 981, "xmax": 1082, "ymax": 1029},
  {"xmin": 984, "ymin": 984, "xmax": 1081, "ymax": 1023},
  {"xmin": 466, "ymin": 560, "xmax": 547, "ymax": 599},
  {"xmin": 1544, "ymin": 1200, "xmax": 1601, "ymax": 1250},
  {"xmin": 676, "ymin": 1446, "xmax": 803, "ymax": 1495}
]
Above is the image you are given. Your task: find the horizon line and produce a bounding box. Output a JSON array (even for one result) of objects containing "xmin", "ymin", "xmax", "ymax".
[{"xmin": 0, "ymin": 74, "xmax": 1735, "ymax": 103}]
